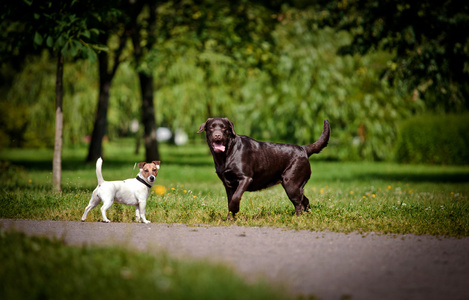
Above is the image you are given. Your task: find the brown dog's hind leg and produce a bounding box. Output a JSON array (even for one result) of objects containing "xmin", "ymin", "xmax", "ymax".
[
  {"xmin": 281, "ymin": 159, "xmax": 311, "ymax": 215},
  {"xmin": 282, "ymin": 182, "xmax": 307, "ymax": 215},
  {"xmin": 302, "ymin": 195, "xmax": 311, "ymax": 212}
]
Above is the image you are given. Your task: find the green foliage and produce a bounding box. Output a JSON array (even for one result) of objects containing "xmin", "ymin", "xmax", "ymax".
[
  {"xmin": 1, "ymin": 3, "xmax": 454, "ymax": 164},
  {"xmin": 318, "ymin": 0, "xmax": 469, "ymax": 112},
  {"xmin": 1, "ymin": 143, "xmax": 469, "ymax": 236},
  {"xmin": 0, "ymin": 230, "xmax": 291, "ymax": 300},
  {"xmin": 0, "ymin": 0, "xmax": 109, "ymax": 63},
  {"xmin": 152, "ymin": 7, "xmax": 422, "ymax": 161},
  {"xmin": 0, "ymin": 54, "xmax": 142, "ymax": 148},
  {"xmin": 395, "ymin": 114, "xmax": 469, "ymax": 165}
]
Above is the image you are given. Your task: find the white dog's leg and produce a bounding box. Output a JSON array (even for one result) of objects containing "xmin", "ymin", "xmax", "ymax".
[
  {"xmin": 138, "ymin": 201, "xmax": 151, "ymax": 224},
  {"xmin": 100, "ymin": 199, "xmax": 113, "ymax": 223},
  {"xmin": 134, "ymin": 205, "xmax": 141, "ymax": 223},
  {"xmin": 81, "ymin": 192, "xmax": 101, "ymax": 222}
]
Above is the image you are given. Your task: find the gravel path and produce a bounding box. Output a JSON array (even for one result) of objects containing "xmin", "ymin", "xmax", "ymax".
[{"xmin": 1, "ymin": 219, "xmax": 468, "ymax": 300}]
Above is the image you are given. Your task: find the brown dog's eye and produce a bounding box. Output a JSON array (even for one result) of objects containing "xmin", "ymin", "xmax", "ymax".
[{"xmin": 153, "ymin": 169, "xmax": 157, "ymax": 172}]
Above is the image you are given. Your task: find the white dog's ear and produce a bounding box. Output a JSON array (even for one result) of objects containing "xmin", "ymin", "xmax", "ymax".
[
  {"xmin": 137, "ymin": 162, "xmax": 146, "ymax": 169},
  {"xmin": 152, "ymin": 161, "xmax": 161, "ymax": 170}
]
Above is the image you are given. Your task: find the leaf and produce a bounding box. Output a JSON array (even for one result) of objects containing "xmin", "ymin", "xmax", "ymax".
[
  {"xmin": 69, "ymin": 40, "xmax": 78, "ymax": 56},
  {"xmin": 55, "ymin": 36, "xmax": 65, "ymax": 49},
  {"xmin": 61, "ymin": 42, "xmax": 69, "ymax": 57},
  {"xmin": 34, "ymin": 32, "xmax": 43, "ymax": 46},
  {"xmin": 89, "ymin": 28, "xmax": 100, "ymax": 36},
  {"xmin": 86, "ymin": 48, "xmax": 98, "ymax": 63},
  {"xmin": 46, "ymin": 36, "xmax": 54, "ymax": 48},
  {"xmin": 80, "ymin": 30, "xmax": 90, "ymax": 39}
]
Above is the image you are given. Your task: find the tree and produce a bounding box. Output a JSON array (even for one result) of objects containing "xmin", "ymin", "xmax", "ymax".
[
  {"xmin": 128, "ymin": 0, "xmax": 160, "ymax": 163},
  {"xmin": 316, "ymin": 0, "xmax": 469, "ymax": 112},
  {"xmin": 86, "ymin": 0, "xmax": 282, "ymax": 163},
  {"xmin": 86, "ymin": 6, "xmax": 128, "ymax": 163},
  {"xmin": 1, "ymin": 1, "xmax": 105, "ymax": 191},
  {"xmin": 86, "ymin": 0, "xmax": 161, "ymax": 163}
]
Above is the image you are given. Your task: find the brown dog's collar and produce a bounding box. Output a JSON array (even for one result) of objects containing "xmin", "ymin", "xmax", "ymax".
[{"xmin": 136, "ymin": 176, "xmax": 152, "ymax": 188}]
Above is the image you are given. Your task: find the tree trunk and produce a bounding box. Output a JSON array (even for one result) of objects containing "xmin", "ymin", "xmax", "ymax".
[
  {"xmin": 86, "ymin": 51, "xmax": 111, "ymax": 163},
  {"xmin": 130, "ymin": 0, "xmax": 160, "ymax": 162},
  {"xmin": 53, "ymin": 54, "xmax": 64, "ymax": 192},
  {"xmin": 139, "ymin": 72, "xmax": 160, "ymax": 162},
  {"xmin": 86, "ymin": 32, "xmax": 126, "ymax": 163}
]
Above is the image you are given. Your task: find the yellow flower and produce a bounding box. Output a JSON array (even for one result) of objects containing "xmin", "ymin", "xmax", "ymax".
[
  {"xmin": 372, "ymin": 194, "xmax": 376, "ymax": 198},
  {"xmin": 152, "ymin": 185, "xmax": 167, "ymax": 196},
  {"xmin": 28, "ymin": 179, "xmax": 32, "ymax": 183},
  {"xmin": 350, "ymin": 191, "xmax": 354, "ymax": 195},
  {"xmin": 387, "ymin": 185, "xmax": 391, "ymax": 189}
]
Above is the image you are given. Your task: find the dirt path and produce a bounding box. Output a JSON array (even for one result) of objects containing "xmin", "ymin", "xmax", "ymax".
[{"xmin": 1, "ymin": 219, "xmax": 468, "ymax": 300}]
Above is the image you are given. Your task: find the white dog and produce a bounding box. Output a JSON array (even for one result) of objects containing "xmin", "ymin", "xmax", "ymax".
[{"xmin": 81, "ymin": 157, "xmax": 160, "ymax": 223}]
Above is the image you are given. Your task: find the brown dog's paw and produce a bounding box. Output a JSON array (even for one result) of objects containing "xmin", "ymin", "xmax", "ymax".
[{"xmin": 225, "ymin": 212, "xmax": 236, "ymax": 222}]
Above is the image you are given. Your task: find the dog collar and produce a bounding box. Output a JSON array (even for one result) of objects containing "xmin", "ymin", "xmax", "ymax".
[{"xmin": 136, "ymin": 176, "xmax": 152, "ymax": 189}]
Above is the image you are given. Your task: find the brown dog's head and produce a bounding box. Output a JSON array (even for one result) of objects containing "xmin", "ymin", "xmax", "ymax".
[
  {"xmin": 137, "ymin": 161, "xmax": 160, "ymax": 184},
  {"xmin": 197, "ymin": 118, "xmax": 236, "ymax": 153}
]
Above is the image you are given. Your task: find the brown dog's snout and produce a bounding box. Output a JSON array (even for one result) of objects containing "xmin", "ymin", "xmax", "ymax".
[{"xmin": 213, "ymin": 132, "xmax": 223, "ymax": 140}]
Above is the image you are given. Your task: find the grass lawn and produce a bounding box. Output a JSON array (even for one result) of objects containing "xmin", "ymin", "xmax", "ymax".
[
  {"xmin": 1, "ymin": 139, "xmax": 469, "ymax": 236},
  {"xmin": 0, "ymin": 229, "xmax": 292, "ymax": 300},
  {"xmin": 1, "ymin": 139, "xmax": 468, "ymax": 300}
]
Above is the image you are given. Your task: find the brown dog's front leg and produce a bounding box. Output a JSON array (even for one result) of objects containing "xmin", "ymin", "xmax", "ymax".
[{"xmin": 228, "ymin": 176, "xmax": 252, "ymax": 216}]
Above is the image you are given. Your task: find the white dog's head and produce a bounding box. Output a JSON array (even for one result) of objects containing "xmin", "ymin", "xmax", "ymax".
[{"xmin": 137, "ymin": 161, "xmax": 160, "ymax": 184}]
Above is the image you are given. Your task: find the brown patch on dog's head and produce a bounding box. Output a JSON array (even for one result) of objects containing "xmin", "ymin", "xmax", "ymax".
[
  {"xmin": 197, "ymin": 118, "xmax": 236, "ymax": 153},
  {"xmin": 138, "ymin": 161, "xmax": 160, "ymax": 183}
]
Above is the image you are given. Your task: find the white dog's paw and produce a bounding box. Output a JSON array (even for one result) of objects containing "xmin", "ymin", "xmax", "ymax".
[
  {"xmin": 103, "ymin": 219, "xmax": 111, "ymax": 223},
  {"xmin": 143, "ymin": 220, "xmax": 151, "ymax": 224}
]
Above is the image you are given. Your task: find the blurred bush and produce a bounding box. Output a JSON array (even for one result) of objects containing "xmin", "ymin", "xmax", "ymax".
[{"xmin": 395, "ymin": 114, "xmax": 469, "ymax": 165}]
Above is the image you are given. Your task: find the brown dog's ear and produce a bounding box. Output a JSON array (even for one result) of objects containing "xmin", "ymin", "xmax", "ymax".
[
  {"xmin": 137, "ymin": 162, "xmax": 146, "ymax": 169},
  {"xmin": 197, "ymin": 119, "xmax": 211, "ymax": 133},
  {"xmin": 223, "ymin": 118, "xmax": 236, "ymax": 136}
]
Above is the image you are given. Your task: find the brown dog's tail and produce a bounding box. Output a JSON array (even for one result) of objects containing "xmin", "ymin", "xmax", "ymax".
[{"xmin": 302, "ymin": 120, "xmax": 331, "ymax": 157}]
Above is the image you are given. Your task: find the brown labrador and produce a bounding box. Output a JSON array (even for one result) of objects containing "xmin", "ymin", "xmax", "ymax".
[{"xmin": 198, "ymin": 118, "xmax": 331, "ymax": 218}]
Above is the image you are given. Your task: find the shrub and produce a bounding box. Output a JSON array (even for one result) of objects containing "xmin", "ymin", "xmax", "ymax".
[{"xmin": 395, "ymin": 114, "xmax": 469, "ymax": 165}]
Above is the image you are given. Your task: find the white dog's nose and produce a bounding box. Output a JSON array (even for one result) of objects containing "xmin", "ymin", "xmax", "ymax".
[{"xmin": 149, "ymin": 175, "xmax": 155, "ymax": 182}]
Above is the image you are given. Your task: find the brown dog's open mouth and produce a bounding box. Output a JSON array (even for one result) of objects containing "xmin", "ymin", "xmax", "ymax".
[{"xmin": 212, "ymin": 142, "xmax": 226, "ymax": 152}]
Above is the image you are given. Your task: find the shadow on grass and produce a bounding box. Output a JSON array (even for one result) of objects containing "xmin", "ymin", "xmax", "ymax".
[
  {"xmin": 2, "ymin": 147, "xmax": 469, "ymax": 185},
  {"xmin": 2, "ymin": 156, "xmax": 214, "ymax": 171},
  {"xmin": 357, "ymin": 172, "xmax": 469, "ymax": 184}
]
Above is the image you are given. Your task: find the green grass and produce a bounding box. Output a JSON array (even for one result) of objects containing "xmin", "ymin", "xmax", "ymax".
[
  {"xmin": 1, "ymin": 139, "xmax": 469, "ymax": 236},
  {"xmin": 0, "ymin": 229, "xmax": 293, "ymax": 300}
]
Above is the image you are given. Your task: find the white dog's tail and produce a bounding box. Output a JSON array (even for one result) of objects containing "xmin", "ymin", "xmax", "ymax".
[{"xmin": 96, "ymin": 157, "xmax": 104, "ymax": 186}]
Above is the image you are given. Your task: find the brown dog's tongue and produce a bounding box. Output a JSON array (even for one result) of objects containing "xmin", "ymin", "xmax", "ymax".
[{"xmin": 213, "ymin": 143, "xmax": 225, "ymax": 152}]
